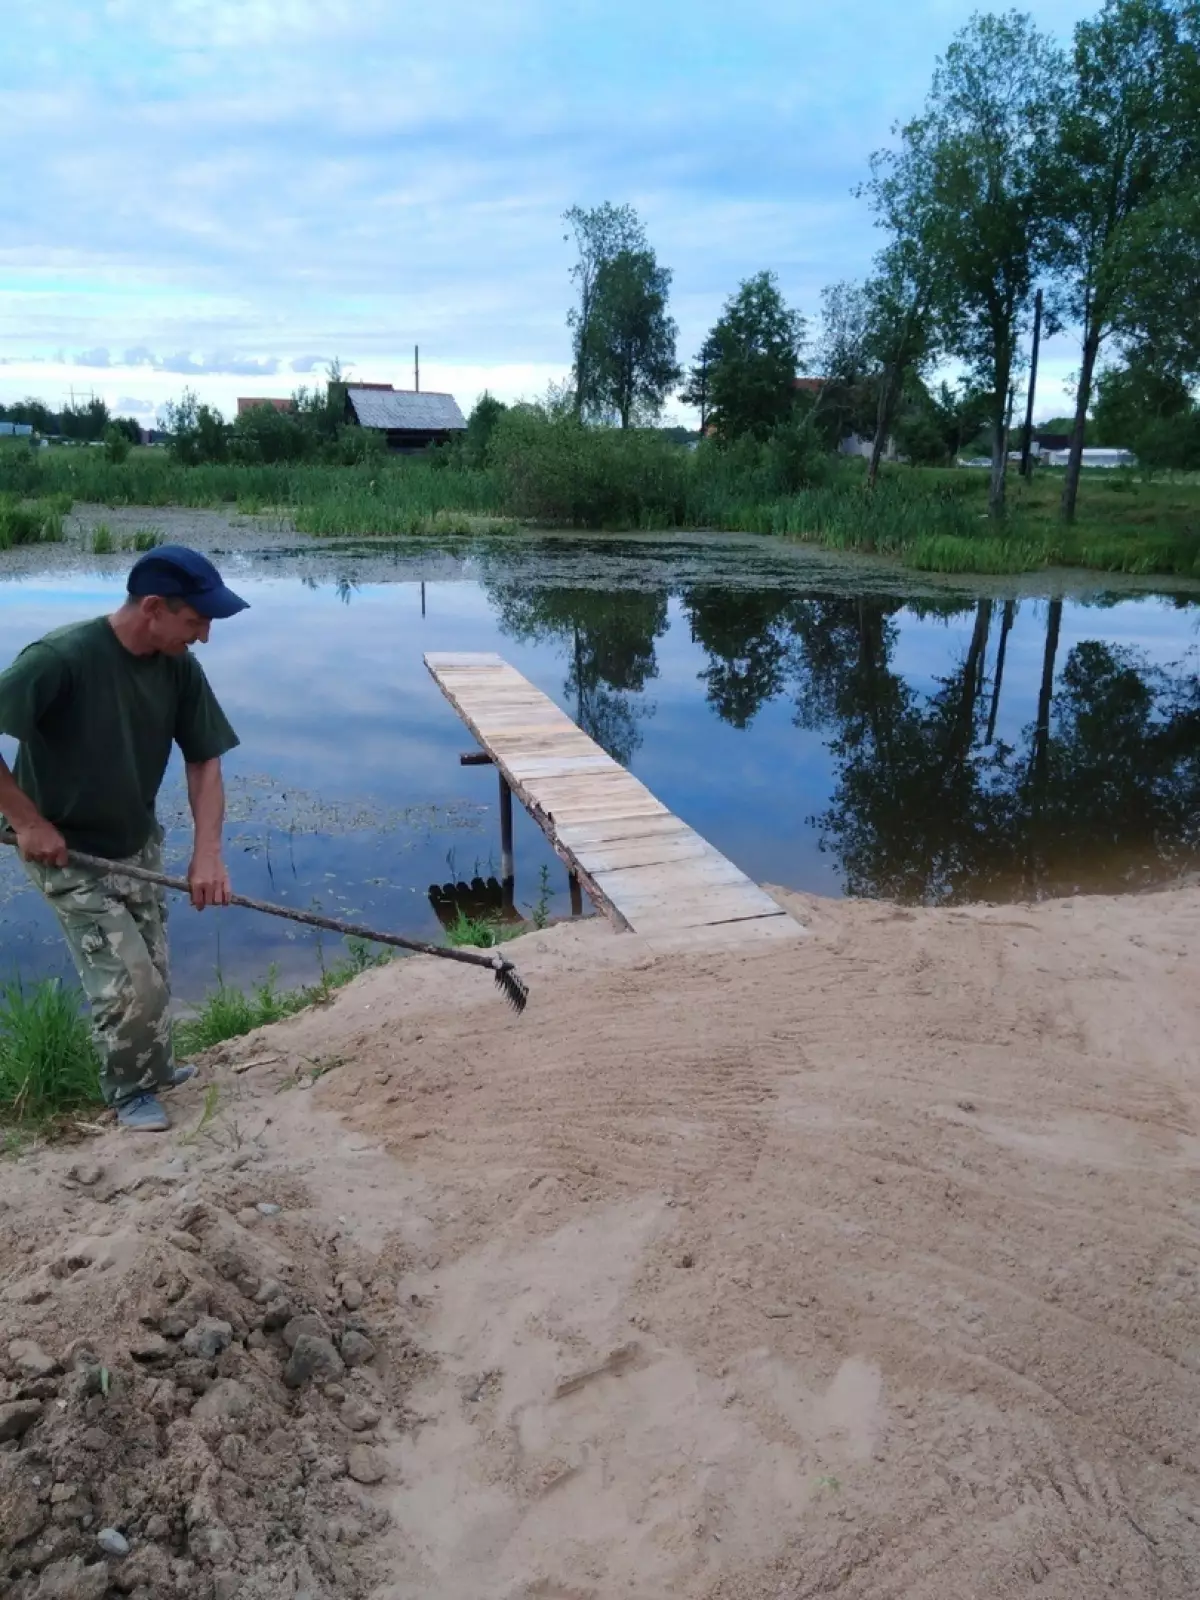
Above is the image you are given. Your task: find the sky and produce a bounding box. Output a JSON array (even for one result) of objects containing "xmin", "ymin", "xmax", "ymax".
[{"xmin": 1, "ymin": 0, "xmax": 1102, "ymax": 429}]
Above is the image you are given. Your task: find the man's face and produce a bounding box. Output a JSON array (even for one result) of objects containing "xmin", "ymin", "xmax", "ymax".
[{"xmin": 144, "ymin": 597, "xmax": 212, "ymax": 653}]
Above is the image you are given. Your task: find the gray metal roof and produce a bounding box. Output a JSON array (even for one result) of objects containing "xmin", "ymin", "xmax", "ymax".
[{"xmin": 346, "ymin": 387, "xmax": 466, "ymax": 432}]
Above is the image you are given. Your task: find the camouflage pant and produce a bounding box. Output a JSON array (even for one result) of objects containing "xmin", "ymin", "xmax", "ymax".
[{"xmin": 24, "ymin": 832, "xmax": 176, "ymax": 1107}]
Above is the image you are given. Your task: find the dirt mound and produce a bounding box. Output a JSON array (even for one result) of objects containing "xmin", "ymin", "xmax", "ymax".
[{"xmin": 0, "ymin": 1118, "xmax": 421, "ymax": 1600}]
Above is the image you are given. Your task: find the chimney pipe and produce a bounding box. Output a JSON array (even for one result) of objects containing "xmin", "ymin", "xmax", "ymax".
[{"xmin": 414, "ymin": 345, "xmax": 419, "ymax": 393}]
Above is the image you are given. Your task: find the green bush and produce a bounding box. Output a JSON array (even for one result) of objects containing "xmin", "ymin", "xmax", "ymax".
[
  {"xmin": 0, "ymin": 442, "xmax": 42, "ymax": 496},
  {"xmin": 0, "ymin": 496, "xmax": 67, "ymax": 549},
  {"xmin": 103, "ymin": 424, "xmax": 131, "ymax": 465},
  {"xmin": 489, "ymin": 407, "xmax": 688, "ymax": 527},
  {"xmin": 1134, "ymin": 411, "xmax": 1200, "ymax": 472},
  {"xmin": 230, "ymin": 404, "xmax": 319, "ymax": 465}
]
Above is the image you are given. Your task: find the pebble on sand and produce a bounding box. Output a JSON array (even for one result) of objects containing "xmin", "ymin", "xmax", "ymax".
[{"xmin": 346, "ymin": 1444, "xmax": 386, "ymax": 1484}]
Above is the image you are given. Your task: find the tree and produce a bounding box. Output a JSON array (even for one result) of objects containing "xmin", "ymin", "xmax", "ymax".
[
  {"xmin": 586, "ymin": 248, "xmax": 681, "ymax": 427},
  {"xmin": 1053, "ymin": 0, "xmax": 1200, "ymax": 522},
  {"xmin": 1109, "ymin": 175, "xmax": 1200, "ymax": 382},
  {"xmin": 805, "ymin": 281, "xmax": 880, "ymax": 451},
  {"xmin": 163, "ymin": 390, "xmax": 228, "ymax": 465},
  {"xmin": 464, "ymin": 391, "xmax": 508, "ymax": 464},
  {"xmin": 682, "ymin": 589, "xmax": 797, "ymax": 729},
  {"xmin": 885, "ymin": 12, "xmax": 1066, "ymax": 516},
  {"xmin": 60, "ymin": 396, "xmax": 111, "ymax": 442},
  {"xmin": 814, "ymin": 281, "xmax": 872, "ymax": 389},
  {"xmin": 705, "ymin": 271, "xmax": 806, "ymax": 441},
  {"xmin": 563, "ymin": 203, "xmax": 647, "ymax": 419},
  {"xmin": 679, "ymin": 330, "xmax": 722, "ymax": 431},
  {"xmin": 0, "ymin": 397, "xmax": 55, "ymax": 433},
  {"xmin": 486, "ymin": 581, "xmax": 668, "ymax": 764},
  {"xmin": 927, "ymin": 378, "xmax": 993, "ymax": 460},
  {"xmin": 102, "ymin": 422, "xmax": 131, "ymax": 464},
  {"xmin": 1093, "ymin": 354, "xmax": 1193, "ymax": 444},
  {"xmin": 859, "ymin": 245, "xmax": 943, "ymax": 485}
]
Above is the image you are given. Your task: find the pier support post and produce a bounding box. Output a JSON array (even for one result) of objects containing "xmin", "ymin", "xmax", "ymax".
[
  {"xmin": 499, "ymin": 773, "xmax": 514, "ymax": 906},
  {"xmin": 568, "ymin": 871, "xmax": 583, "ymax": 918}
]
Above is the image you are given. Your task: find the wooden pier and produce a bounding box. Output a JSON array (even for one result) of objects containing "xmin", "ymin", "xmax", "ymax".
[{"xmin": 425, "ymin": 653, "xmax": 806, "ymax": 949}]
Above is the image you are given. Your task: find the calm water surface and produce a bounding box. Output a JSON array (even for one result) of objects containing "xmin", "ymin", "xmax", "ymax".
[{"xmin": 1, "ymin": 530, "xmax": 1197, "ymax": 1000}]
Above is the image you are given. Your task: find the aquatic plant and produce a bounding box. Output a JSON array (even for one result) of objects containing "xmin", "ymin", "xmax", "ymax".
[{"xmin": 442, "ymin": 909, "xmax": 518, "ymax": 949}]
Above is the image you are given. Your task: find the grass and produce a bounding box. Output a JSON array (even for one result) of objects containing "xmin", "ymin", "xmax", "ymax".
[
  {"xmin": 527, "ymin": 864, "xmax": 553, "ymax": 930},
  {"xmin": 443, "ymin": 909, "xmax": 519, "ymax": 948},
  {"xmin": 91, "ymin": 522, "xmax": 115, "ymax": 554},
  {"xmin": 0, "ymin": 936, "xmax": 393, "ymax": 1138},
  {"xmin": 0, "ymin": 493, "xmax": 70, "ymax": 550},
  {"xmin": 0, "ymin": 978, "xmax": 102, "ymax": 1128},
  {"xmin": 174, "ymin": 937, "xmax": 391, "ymax": 1057},
  {"xmin": 2, "ymin": 432, "xmax": 1197, "ymax": 577}
]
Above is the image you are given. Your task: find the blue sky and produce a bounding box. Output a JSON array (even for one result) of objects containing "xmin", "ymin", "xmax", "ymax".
[{"xmin": 1, "ymin": 0, "xmax": 1100, "ymax": 426}]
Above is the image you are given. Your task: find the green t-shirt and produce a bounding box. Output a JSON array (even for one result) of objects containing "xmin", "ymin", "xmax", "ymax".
[{"xmin": 0, "ymin": 616, "xmax": 239, "ymax": 859}]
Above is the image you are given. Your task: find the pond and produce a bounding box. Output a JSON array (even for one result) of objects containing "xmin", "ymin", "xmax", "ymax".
[{"xmin": 2, "ymin": 523, "xmax": 1198, "ymax": 1002}]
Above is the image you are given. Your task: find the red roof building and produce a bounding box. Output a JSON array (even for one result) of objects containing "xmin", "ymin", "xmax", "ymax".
[{"xmin": 235, "ymin": 397, "xmax": 296, "ymax": 415}]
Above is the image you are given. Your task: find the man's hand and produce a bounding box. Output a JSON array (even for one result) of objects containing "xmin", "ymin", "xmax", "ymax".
[
  {"xmin": 15, "ymin": 817, "xmax": 69, "ymax": 868},
  {"xmin": 187, "ymin": 851, "xmax": 232, "ymax": 910}
]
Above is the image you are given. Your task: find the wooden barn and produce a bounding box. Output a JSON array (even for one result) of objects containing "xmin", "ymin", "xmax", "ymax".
[{"xmin": 343, "ymin": 384, "xmax": 466, "ymax": 452}]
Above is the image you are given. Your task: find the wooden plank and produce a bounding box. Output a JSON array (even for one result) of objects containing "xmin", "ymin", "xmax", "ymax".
[
  {"xmin": 611, "ymin": 888, "xmax": 787, "ymax": 929},
  {"xmin": 571, "ymin": 835, "xmax": 718, "ymax": 873},
  {"xmin": 424, "ymin": 652, "xmax": 806, "ymax": 943},
  {"xmin": 591, "ymin": 855, "xmax": 751, "ymax": 894},
  {"xmin": 638, "ymin": 915, "xmax": 806, "ymax": 954},
  {"xmin": 505, "ymin": 756, "xmax": 615, "ymax": 780},
  {"xmin": 555, "ymin": 815, "xmax": 697, "ymax": 847}
]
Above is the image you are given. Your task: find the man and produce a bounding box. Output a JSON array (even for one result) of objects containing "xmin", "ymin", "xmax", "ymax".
[{"xmin": 0, "ymin": 545, "xmax": 247, "ymax": 1131}]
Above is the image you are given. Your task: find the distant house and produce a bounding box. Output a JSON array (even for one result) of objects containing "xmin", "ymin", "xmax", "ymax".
[
  {"xmin": 1044, "ymin": 446, "xmax": 1136, "ymax": 469},
  {"xmin": 342, "ymin": 385, "xmax": 466, "ymax": 451},
  {"xmin": 236, "ymin": 397, "xmax": 297, "ymax": 415},
  {"xmin": 0, "ymin": 422, "xmax": 33, "ymax": 437}
]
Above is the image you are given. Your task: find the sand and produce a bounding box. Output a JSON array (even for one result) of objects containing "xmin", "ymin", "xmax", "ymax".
[{"xmin": 2, "ymin": 884, "xmax": 1198, "ymax": 1598}]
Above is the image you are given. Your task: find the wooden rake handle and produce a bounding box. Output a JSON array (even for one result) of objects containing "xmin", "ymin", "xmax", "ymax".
[{"xmin": 0, "ymin": 831, "xmax": 529, "ymax": 1013}]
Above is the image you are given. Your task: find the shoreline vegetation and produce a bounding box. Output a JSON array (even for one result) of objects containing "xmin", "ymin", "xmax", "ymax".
[
  {"xmin": 0, "ymin": 913, "xmax": 531, "ymax": 1139},
  {"xmin": 0, "ymin": 939, "xmax": 395, "ymax": 1139},
  {"xmin": 2, "ymin": 430, "xmax": 1198, "ymax": 578}
]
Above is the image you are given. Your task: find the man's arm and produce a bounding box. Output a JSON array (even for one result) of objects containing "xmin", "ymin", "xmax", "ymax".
[
  {"xmin": 185, "ymin": 757, "xmax": 232, "ymax": 910},
  {"xmin": 0, "ymin": 753, "xmax": 68, "ymax": 866}
]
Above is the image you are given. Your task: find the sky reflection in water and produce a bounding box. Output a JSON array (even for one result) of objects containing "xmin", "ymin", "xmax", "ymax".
[{"xmin": 0, "ymin": 541, "xmax": 1196, "ymax": 1000}]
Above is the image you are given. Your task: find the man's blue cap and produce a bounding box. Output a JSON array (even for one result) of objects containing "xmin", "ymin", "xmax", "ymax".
[{"xmin": 127, "ymin": 545, "xmax": 249, "ymax": 620}]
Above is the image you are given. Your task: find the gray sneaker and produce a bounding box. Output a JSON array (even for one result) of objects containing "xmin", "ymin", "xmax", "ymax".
[
  {"xmin": 116, "ymin": 1093, "xmax": 170, "ymax": 1133},
  {"xmin": 162, "ymin": 1065, "xmax": 197, "ymax": 1092}
]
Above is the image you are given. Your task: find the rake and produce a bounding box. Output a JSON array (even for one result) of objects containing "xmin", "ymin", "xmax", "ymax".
[{"xmin": 0, "ymin": 832, "xmax": 529, "ymax": 1014}]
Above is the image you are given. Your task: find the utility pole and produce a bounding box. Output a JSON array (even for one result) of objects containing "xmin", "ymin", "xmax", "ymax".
[
  {"xmin": 1020, "ymin": 288, "xmax": 1043, "ymax": 481},
  {"xmin": 414, "ymin": 345, "xmax": 420, "ymax": 393}
]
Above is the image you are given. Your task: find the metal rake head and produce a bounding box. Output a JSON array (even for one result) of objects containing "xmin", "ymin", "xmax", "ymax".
[{"xmin": 492, "ymin": 958, "xmax": 529, "ymax": 1015}]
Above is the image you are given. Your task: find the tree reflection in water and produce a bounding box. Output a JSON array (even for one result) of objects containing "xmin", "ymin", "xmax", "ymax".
[
  {"xmin": 487, "ymin": 576, "xmax": 1200, "ymax": 903},
  {"xmin": 486, "ymin": 583, "xmax": 669, "ymax": 767}
]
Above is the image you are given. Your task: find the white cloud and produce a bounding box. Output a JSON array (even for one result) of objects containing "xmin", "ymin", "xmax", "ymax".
[{"xmin": 1, "ymin": 0, "xmax": 1105, "ymax": 419}]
